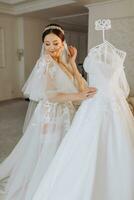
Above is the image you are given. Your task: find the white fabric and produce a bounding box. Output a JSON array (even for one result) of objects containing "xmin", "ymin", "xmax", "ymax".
[
  {"xmin": 22, "ymin": 101, "xmax": 38, "ymax": 133},
  {"xmin": 22, "ymin": 56, "xmax": 47, "ymax": 102},
  {"xmin": 0, "ymin": 53, "xmax": 78, "ymax": 199},
  {"xmin": 22, "ymin": 44, "xmax": 46, "ymax": 133},
  {"xmin": 32, "ymin": 41, "xmax": 134, "ymax": 200}
]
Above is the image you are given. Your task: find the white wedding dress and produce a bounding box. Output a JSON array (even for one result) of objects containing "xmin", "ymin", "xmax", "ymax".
[
  {"xmin": 32, "ymin": 41, "xmax": 134, "ymax": 200},
  {"xmin": 0, "ymin": 52, "xmax": 79, "ymax": 199}
]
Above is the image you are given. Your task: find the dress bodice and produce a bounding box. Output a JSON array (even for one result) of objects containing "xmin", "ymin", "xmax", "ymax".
[
  {"xmin": 84, "ymin": 41, "xmax": 129, "ymax": 98},
  {"xmin": 47, "ymin": 58, "xmax": 78, "ymax": 94}
]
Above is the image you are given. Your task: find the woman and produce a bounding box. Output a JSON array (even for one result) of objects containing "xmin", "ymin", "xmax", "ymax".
[{"xmin": 0, "ymin": 24, "xmax": 96, "ymax": 200}]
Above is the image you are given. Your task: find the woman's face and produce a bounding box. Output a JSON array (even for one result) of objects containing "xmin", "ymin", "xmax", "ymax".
[{"xmin": 44, "ymin": 33, "xmax": 64, "ymax": 58}]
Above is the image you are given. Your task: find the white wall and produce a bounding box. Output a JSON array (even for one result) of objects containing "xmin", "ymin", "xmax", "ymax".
[
  {"xmin": 23, "ymin": 17, "xmax": 49, "ymax": 80},
  {"xmin": 0, "ymin": 15, "xmax": 49, "ymax": 101},
  {"xmin": 87, "ymin": 0, "xmax": 134, "ymax": 96},
  {"xmin": 0, "ymin": 14, "xmax": 18, "ymax": 101}
]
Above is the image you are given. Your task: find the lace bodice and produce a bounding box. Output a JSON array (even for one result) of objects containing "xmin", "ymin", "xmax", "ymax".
[
  {"xmin": 45, "ymin": 57, "xmax": 78, "ymax": 101},
  {"xmin": 84, "ymin": 41, "xmax": 130, "ymax": 98}
]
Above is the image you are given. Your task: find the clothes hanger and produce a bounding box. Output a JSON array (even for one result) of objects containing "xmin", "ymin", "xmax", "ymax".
[
  {"xmin": 90, "ymin": 19, "xmax": 126, "ymax": 61},
  {"xmin": 90, "ymin": 19, "xmax": 113, "ymax": 51}
]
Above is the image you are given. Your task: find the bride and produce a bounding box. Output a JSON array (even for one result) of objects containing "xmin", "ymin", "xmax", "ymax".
[
  {"xmin": 0, "ymin": 24, "xmax": 96, "ymax": 200},
  {"xmin": 32, "ymin": 39, "xmax": 134, "ymax": 200}
]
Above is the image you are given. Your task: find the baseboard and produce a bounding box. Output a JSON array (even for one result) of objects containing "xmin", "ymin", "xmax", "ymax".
[{"xmin": 0, "ymin": 97, "xmax": 25, "ymax": 105}]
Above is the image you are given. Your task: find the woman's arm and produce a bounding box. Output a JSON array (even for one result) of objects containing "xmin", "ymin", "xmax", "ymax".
[
  {"xmin": 47, "ymin": 87, "xmax": 97, "ymax": 103},
  {"xmin": 46, "ymin": 47, "xmax": 97, "ymax": 103},
  {"xmin": 68, "ymin": 46, "xmax": 88, "ymax": 91}
]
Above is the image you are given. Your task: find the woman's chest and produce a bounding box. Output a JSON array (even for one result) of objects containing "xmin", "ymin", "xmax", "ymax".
[{"xmin": 52, "ymin": 63, "xmax": 78, "ymax": 93}]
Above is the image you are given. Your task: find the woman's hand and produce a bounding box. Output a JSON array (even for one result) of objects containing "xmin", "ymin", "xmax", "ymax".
[
  {"xmin": 68, "ymin": 46, "xmax": 77, "ymax": 62},
  {"xmin": 75, "ymin": 87, "xmax": 97, "ymax": 101},
  {"xmin": 55, "ymin": 45, "xmax": 64, "ymax": 60}
]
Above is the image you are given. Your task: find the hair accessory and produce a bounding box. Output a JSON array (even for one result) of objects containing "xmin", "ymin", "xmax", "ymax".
[{"xmin": 43, "ymin": 25, "xmax": 64, "ymax": 34}]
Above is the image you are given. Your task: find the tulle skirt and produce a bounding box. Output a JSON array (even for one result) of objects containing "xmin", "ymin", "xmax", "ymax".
[
  {"xmin": 32, "ymin": 95, "xmax": 134, "ymax": 200},
  {"xmin": 0, "ymin": 100, "xmax": 76, "ymax": 200}
]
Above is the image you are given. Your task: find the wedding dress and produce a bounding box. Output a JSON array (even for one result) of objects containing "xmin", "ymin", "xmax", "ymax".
[
  {"xmin": 0, "ymin": 49, "xmax": 79, "ymax": 199},
  {"xmin": 32, "ymin": 41, "xmax": 134, "ymax": 200}
]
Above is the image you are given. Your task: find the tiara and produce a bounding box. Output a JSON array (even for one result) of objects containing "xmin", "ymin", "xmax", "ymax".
[{"xmin": 43, "ymin": 26, "xmax": 64, "ymax": 34}]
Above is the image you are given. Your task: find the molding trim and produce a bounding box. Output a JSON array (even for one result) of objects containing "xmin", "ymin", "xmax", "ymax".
[
  {"xmin": 0, "ymin": 0, "xmax": 75, "ymax": 15},
  {"xmin": 50, "ymin": 12, "xmax": 88, "ymax": 20},
  {"xmin": 0, "ymin": 3, "xmax": 14, "ymax": 14},
  {"xmin": 86, "ymin": 0, "xmax": 124, "ymax": 8},
  {"xmin": 0, "ymin": 27, "xmax": 6, "ymax": 68},
  {"xmin": 0, "ymin": 0, "xmax": 27, "ymax": 4}
]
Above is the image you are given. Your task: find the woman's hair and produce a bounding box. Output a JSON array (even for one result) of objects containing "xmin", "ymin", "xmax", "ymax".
[{"xmin": 42, "ymin": 24, "xmax": 65, "ymax": 42}]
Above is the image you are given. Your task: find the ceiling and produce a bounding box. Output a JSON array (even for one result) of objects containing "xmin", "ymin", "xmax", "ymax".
[
  {"xmin": 0, "ymin": 0, "xmax": 111, "ymax": 32},
  {"xmin": 0, "ymin": 0, "xmax": 110, "ymax": 5},
  {"xmin": 0, "ymin": 0, "xmax": 33, "ymax": 4},
  {"xmin": 24, "ymin": 3, "xmax": 89, "ymax": 32}
]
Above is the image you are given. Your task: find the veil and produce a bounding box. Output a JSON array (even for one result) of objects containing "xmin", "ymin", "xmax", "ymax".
[
  {"xmin": 22, "ymin": 41, "xmax": 70, "ymax": 133},
  {"xmin": 22, "ymin": 44, "xmax": 47, "ymax": 133}
]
